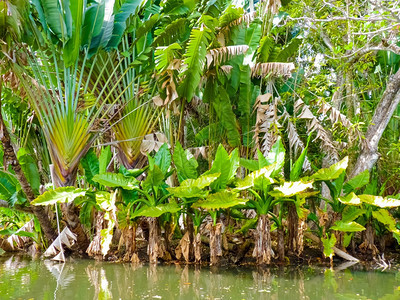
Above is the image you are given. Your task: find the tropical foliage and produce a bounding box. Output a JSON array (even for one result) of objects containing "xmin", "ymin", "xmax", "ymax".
[{"xmin": 1, "ymin": 0, "xmax": 400, "ymax": 266}]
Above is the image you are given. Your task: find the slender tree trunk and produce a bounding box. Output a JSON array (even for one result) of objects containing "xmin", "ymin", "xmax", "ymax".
[
  {"xmin": 0, "ymin": 83, "xmax": 55, "ymax": 242},
  {"xmin": 350, "ymin": 67, "xmax": 400, "ymax": 178},
  {"xmin": 253, "ymin": 214, "xmax": 272, "ymax": 264},
  {"xmin": 194, "ymin": 232, "xmax": 202, "ymax": 263},
  {"xmin": 122, "ymin": 224, "xmax": 139, "ymax": 263}
]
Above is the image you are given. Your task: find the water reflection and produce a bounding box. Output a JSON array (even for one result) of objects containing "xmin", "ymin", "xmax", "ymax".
[{"xmin": 1, "ymin": 255, "xmax": 400, "ymax": 300}]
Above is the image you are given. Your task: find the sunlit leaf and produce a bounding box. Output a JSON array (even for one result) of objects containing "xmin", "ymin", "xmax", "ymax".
[
  {"xmin": 270, "ymin": 180, "xmax": 314, "ymax": 198},
  {"xmin": 359, "ymin": 195, "xmax": 400, "ymax": 208},
  {"xmin": 193, "ymin": 190, "xmax": 247, "ymax": 210},
  {"xmin": 331, "ymin": 221, "xmax": 365, "ymax": 232},
  {"xmin": 310, "ymin": 157, "xmax": 348, "ymax": 181},
  {"xmin": 32, "ymin": 187, "xmax": 87, "ymax": 205},
  {"xmin": 93, "ymin": 173, "xmax": 138, "ymax": 190},
  {"xmin": 338, "ymin": 192, "xmax": 361, "ymax": 205}
]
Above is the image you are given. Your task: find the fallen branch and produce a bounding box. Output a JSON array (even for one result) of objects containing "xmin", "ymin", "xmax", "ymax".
[{"xmin": 305, "ymin": 232, "xmax": 359, "ymax": 262}]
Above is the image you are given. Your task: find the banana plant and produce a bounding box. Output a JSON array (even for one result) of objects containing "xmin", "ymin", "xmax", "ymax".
[
  {"xmin": 167, "ymin": 141, "xmax": 221, "ymax": 263},
  {"xmin": 184, "ymin": 144, "xmax": 244, "ymax": 265},
  {"xmin": 94, "ymin": 143, "xmax": 178, "ymax": 263}
]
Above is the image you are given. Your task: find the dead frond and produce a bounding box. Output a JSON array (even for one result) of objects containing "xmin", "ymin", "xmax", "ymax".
[
  {"xmin": 206, "ymin": 45, "xmax": 249, "ymax": 68},
  {"xmin": 295, "ymin": 99, "xmax": 339, "ymax": 163},
  {"xmin": 251, "ymin": 62, "xmax": 295, "ymax": 78},
  {"xmin": 253, "ymin": 93, "xmax": 281, "ymax": 155},
  {"xmin": 43, "ymin": 227, "xmax": 77, "ymax": 259},
  {"xmin": 140, "ymin": 132, "xmax": 169, "ymax": 155},
  {"xmin": 5, "ymin": 219, "xmax": 34, "ymax": 250}
]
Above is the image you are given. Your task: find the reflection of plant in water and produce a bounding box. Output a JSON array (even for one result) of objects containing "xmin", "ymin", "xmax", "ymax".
[{"xmin": 85, "ymin": 265, "xmax": 113, "ymax": 300}]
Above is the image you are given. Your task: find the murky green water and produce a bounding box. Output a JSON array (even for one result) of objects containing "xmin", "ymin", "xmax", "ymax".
[{"xmin": 1, "ymin": 255, "xmax": 400, "ymax": 300}]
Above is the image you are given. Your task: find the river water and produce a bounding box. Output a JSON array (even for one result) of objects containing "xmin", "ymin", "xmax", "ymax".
[{"xmin": 0, "ymin": 255, "xmax": 399, "ymax": 299}]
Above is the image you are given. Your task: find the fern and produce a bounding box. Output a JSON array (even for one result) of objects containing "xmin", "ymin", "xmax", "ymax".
[{"xmin": 178, "ymin": 26, "xmax": 213, "ymax": 101}]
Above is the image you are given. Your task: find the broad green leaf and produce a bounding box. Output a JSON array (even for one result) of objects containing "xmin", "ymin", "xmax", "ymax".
[
  {"xmin": 93, "ymin": 173, "xmax": 138, "ymax": 190},
  {"xmin": 212, "ymin": 86, "xmax": 241, "ymax": 147},
  {"xmin": 372, "ymin": 209, "xmax": 400, "ymax": 234},
  {"xmin": 81, "ymin": 149, "xmax": 100, "ymax": 187},
  {"xmin": 239, "ymin": 158, "xmax": 259, "ymax": 171},
  {"xmin": 132, "ymin": 202, "xmax": 181, "ymax": 218},
  {"xmin": 271, "ymin": 180, "xmax": 314, "ymax": 198},
  {"xmin": 154, "ymin": 143, "xmax": 171, "ymax": 174},
  {"xmin": 17, "ymin": 148, "xmax": 40, "ymax": 194},
  {"xmin": 290, "ymin": 136, "xmax": 309, "ymax": 181},
  {"xmin": 167, "ymin": 186, "xmax": 208, "ymax": 199},
  {"xmin": 181, "ymin": 173, "xmax": 220, "ymax": 189},
  {"xmin": 338, "ymin": 192, "xmax": 361, "ymax": 205},
  {"xmin": 343, "ymin": 170, "xmax": 370, "ymax": 194},
  {"xmin": 63, "ymin": 0, "xmax": 84, "ymax": 67},
  {"xmin": 178, "ymin": 26, "xmax": 213, "ymax": 101},
  {"xmin": 32, "ymin": 187, "xmax": 86, "ymax": 205},
  {"xmin": 310, "ymin": 157, "xmax": 348, "ymax": 181},
  {"xmin": 142, "ymin": 165, "xmax": 165, "ymax": 190},
  {"xmin": 193, "ymin": 190, "xmax": 247, "ymax": 210},
  {"xmin": 173, "ymin": 141, "xmax": 198, "ymax": 182},
  {"xmin": 358, "ymin": 194, "xmax": 400, "ymax": 208},
  {"xmin": 322, "ymin": 234, "xmax": 336, "ymax": 258},
  {"xmin": 341, "ymin": 206, "xmax": 366, "ymax": 223},
  {"xmin": 81, "ymin": 2, "xmax": 105, "ymax": 47},
  {"xmin": 331, "ymin": 221, "xmax": 365, "ymax": 232},
  {"xmin": 107, "ymin": 0, "xmax": 143, "ymax": 49},
  {"xmin": 207, "ymin": 145, "xmax": 239, "ymax": 191},
  {"xmin": 235, "ymin": 165, "xmax": 275, "ymax": 191},
  {"xmin": 99, "ymin": 146, "xmax": 111, "ymax": 174},
  {"xmin": 0, "ymin": 171, "xmax": 19, "ymax": 200},
  {"xmin": 39, "ymin": 0, "xmax": 70, "ymax": 42},
  {"xmin": 265, "ymin": 137, "xmax": 285, "ymax": 172}
]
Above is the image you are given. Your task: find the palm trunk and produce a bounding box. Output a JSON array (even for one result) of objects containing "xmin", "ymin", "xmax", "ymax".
[
  {"xmin": 253, "ymin": 214, "xmax": 272, "ymax": 265},
  {"xmin": 0, "ymin": 84, "xmax": 55, "ymax": 242}
]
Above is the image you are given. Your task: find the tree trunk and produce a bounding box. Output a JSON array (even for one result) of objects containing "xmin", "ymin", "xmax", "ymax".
[
  {"xmin": 350, "ymin": 67, "xmax": 400, "ymax": 178},
  {"xmin": 359, "ymin": 222, "xmax": 378, "ymax": 256},
  {"xmin": 287, "ymin": 203, "xmax": 298, "ymax": 254},
  {"xmin": 253, "ymin": 214, "xmax": 272, "ymax": 265},
  {"xmin": 0, "ymin": 85, "xmax": 55, "ymax": 242},
  {"xmin": 147, "ymin": 217, "xmax": 171, "ymax": 263},
  {"xmin": 50, "ymin": 165, "xmax": 90, "ymax": 253},
  {"xmin": 194, "ymin": 232, "xmax": 202, "ymax": 263},
  {"xmin": 122, "ymin": 224, "xmax": 139, "ymax": 263},
  {"xmin": 208, "ymin": 223, "xmax": 222, "ymax": 266},
  {"xmin": 277, "ymin": 227, "xmax": 285, "ymax": 262},
  {"xmin": 87, "ymin": 211, "xmax": 105, "ymax": 260}
]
